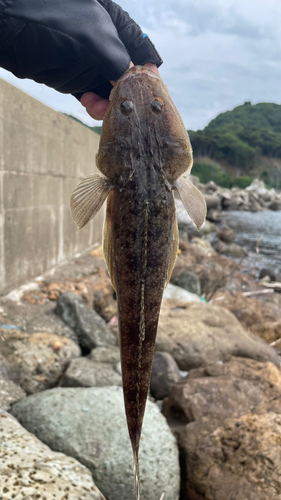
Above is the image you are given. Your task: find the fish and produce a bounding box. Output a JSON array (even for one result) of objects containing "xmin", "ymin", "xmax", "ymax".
[{"xmin": 70, "ymin": 65, "xmax": 206, "ymax": 500}]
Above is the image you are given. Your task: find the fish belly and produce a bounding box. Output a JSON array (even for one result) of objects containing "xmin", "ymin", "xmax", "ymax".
[{"xmin": 110, "ymin": 182, "xmax": 174, "ymax": 452}]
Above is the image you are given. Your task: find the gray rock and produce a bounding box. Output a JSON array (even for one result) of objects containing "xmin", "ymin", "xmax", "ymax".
[
  {"xmin": 217, "ymin": 226, "xmax": 235, "ymax": 243},
  {"xmin": 204, "ymin": 194, "xmax": 221, "ymax": 210},
  {"xmin": 0, "ymin": 299, "xmax": 77, "ymax": 342},
  {"xmin": 0, "ymin": 411, "xmax": 105, "ymax": 500},
  {"xmin": 0, "ymin": 370, "xmax": 26, "ymax": 410},
  {"xmin": 163, "ymin": 283, "xmax": 201, "ymax": 302},
  {"xmin": 222, "ymin": 242, "xmax": 248, "ymax": 258},
  {"xmin": 55, "ymin": 292, "xmax": 116, "ymax": 350},
  {"xmin": 0, "ymin": 328, "xmax": 81, "ymax": 394},
  {"xmin": 198, "ymin": 220, "xmax": 217, "ymax": 236},
  {"xmin": 151, "ymin": 352, "xmax": 182, "ymax": 400},
  {"xmin": 62, "ymin": 357, "xmax": 122, "ymax": 387},
  {"xmin": 89, "ymin": 346, "xmax": 120, "ymax": 364},
  {"xmin": 171, "ymin": 271, "xmax": 201, "ymax": 296},
  {"xmin": 12, "ymin": 387, "xmax": 180, "ymax": 500}
]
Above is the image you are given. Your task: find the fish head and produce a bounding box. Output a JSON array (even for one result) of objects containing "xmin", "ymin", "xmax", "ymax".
[{"xmin": 96, "ymin": 66, "xmax": 193, "ymax": 187}]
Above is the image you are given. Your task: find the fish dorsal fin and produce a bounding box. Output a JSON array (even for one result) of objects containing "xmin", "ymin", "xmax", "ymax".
[
  {"xmin": 103, "ymin": 191, "xmax": 116, "ymax": 292},
  {"xmin": 70, "ymin": 174, "xmax": 113, "ymax": 229},
  {"xmin": 166, "ymin": 210, "xmax": 179, "ymax": 287},
  {"xmin": 174, "ymin": 176, "xmax": 207, "ymax": 230}
]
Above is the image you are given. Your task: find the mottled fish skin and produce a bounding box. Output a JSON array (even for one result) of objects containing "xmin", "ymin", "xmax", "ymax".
[{"xmin": 70, "ymin": 66, "xmax": 207, "ymax": 499}]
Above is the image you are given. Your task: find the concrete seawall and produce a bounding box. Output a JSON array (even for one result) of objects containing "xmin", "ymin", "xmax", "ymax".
[{"xmin": 0, "ymin": 78, "xmax": 104, "ymax": 294}]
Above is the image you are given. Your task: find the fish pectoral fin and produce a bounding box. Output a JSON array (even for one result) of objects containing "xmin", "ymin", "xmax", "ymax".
[
  {"xmin": 103, "ymin": 191, "xmax": 116, "ymax": 292},
  {"xmin": 174, "ymin": 177, "xmax": 207, "ymax": 230},
  {"xmin": 166, "ymin": 210, "xmax": 179, "ymax": 287},
  {"xmin": 70, "ymin": 174, "xmax": 113, "ymax": 229}
]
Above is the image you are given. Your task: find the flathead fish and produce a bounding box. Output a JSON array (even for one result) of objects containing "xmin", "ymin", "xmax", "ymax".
[{"xmin": 70, "ymin": 66, "xmax": 206, "ymax": 499}]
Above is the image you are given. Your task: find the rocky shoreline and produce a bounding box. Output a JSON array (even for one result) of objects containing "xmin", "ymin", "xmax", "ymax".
[
  {"xmin": 192, "ymin": 177, "xmax": 281, "ymax": 219},
  {"xmin": 1, "ymin": 190, "xmax": 281, "ymax": 500}
]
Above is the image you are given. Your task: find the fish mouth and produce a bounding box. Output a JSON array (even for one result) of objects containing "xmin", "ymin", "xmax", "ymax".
[{"xmin": 117, "ymin": 65, "xmax": 160, "ymax": 84}]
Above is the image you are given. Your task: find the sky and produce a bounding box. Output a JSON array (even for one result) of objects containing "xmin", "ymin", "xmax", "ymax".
[{"xmin": 1, "ymin": 0, "xmax": 281, "ymax": 131}]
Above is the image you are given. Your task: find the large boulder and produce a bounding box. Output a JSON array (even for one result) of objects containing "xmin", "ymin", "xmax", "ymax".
[
  {"xmin": 163, "ymin": 357, "xmax": 281, "ymax": 426},
  {"xmin": 11, "ymin": 386, "xmax": 180, "ymax": 500},
  {"xmin": 180, "ymin": 412, "xmax": 281, "ymax": 500},
  {"xmin": 163, "ymin": 357, "xmax": 281, "ymax": 500},
  {"xmin": 156, "ymin": 301, "xmax": 280, "ymax": 370},
  {"xmin": 0, "ymin": 411, "xmax": 105, "ymax": 500},
  {"xmin": 0, "ymin": 299, "xmax": 77, "ymax": 342},
  {"xmin": 211, "ymin": 290, "xmax": 281, "ymax": 343},
  {"xmin": 0, "ymin": 328, "xmax": 80, "ymax": 394},
  {"xmin": 55, "ymin": 292, "xmax": 116, "ymax": 350}
]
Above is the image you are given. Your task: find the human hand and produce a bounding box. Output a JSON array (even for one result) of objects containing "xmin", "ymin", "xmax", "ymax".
[
  {"xmin": 80, "ymin": 62, "xmax": 160, "ymax": 120},
  {"xmin": 0, "ymin": 0, "xmax": 162, "ymax": 108}
]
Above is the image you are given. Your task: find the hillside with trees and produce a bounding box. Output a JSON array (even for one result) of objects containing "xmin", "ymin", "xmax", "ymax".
[{"xmin": 189, "ymin": 102, "xmax": 281, "ymax": 188}]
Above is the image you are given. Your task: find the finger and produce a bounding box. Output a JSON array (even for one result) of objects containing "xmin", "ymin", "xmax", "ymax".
[
  {"xmin": 143, "ymin": 63, "xmax": 160, "ymax": 76},
  {"xmin": 80, "ymin": 92, "xmax": 109, "ymax": 120},
  {"xmin": 80, "ymin": 92, "xmax": 104, "ymax": 108},
  {"xmin": 86, "ymin": 100, "xmax": 109, "ymax": 120}
]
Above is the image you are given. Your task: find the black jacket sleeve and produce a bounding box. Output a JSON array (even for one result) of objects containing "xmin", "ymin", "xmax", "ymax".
[{"xmin": 0, "ymin": 0, "xmax": 162, "ymax": 99}]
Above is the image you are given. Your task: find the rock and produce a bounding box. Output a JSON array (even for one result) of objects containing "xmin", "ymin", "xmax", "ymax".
[
  {"xmin": 210, "ymin": 235, "xmax": 247, "ymax": 257},
  {"xmin": 0, "ymin": 328, "xmax": 80, "ymax": 394},
  {"xmin": 259, "ymin": 275, "xmax": 271, "ymax": 283},
  {"xmin": 204, "ymin": 180, "xmax": 219, "ymax": 194},
  {"xmin": 163, "ymin": 283, "xmax": 201, "ymax": 303},
  {"xmin": 210, "ymin": 291, "xmax": 281, "ymax": 344},
  {"xmin": 190, "ymin": 237, "xmax": 216, "ymax": 256},
  {"xmin": 222, "ymin": 242, "xmax": 248, "ymax": 258},
  {"xmin": 217, "ymin": 226, "xmax": 235, "ymax": 243},
  {"xmin": 0, "ymin": 299, "xmax": 78, "ymax": 342},
  {"xmin": 259, "ymin": 268, "xmax": 276, "ymax": 282},
  {"xmin": 89, "ymin": 346, "xmax": 120, "ymax": 364},
  {"xmin": 150, "ymin": 352, "xmax": 182, "ymax": 400},
  {"xmin": 171, "ymin": 271, "xmax": 201, "ymax": 296},
  {"xmin": 163, "ymin": 357, "xmax": 281, "ymax": 500},
  {"xmin": 163, "ymin": 357, "xmax": 281, "ymax": 427},
  {"xmin": 0, "ymin": 370, "xmax": 26, "ymax": 411},
  {"xmin": 245, "ymin": 178, "xmax": 268, "ymax": 195},
  {"xmin": 156, "ymin": 301, "xmax": 280, "ymax": 370},
  {"xmin": 204, "ymin": 194, "xmax": 221, "ymax": 210},
  {"xmin": 269, "ymin": 199, "xmax": 281, "ymax": 210},
  {"xmin": 0, "ymin": 411, "xmax": 105, "ymax": 500},
  {"xmin": 62, "ymin": 357, "xmax": 122, "ymax": 387},
  {"xmin": 180, "ymin": 412, "xmax": 281, "ymax": 500},
  {"xmin": 55, "ymin": 292, "xmax": 116, "ymax": 350},
  {"xmin": 198, "ymin": 220, "xmax": 217, "ymax": 236},
  {"xmin": 11, "ymin": 387, "xmax": 180, "ymax": 500},
  {"xmin": 206, "ymin": 208, "xmax": 222, "ymax": 222}
]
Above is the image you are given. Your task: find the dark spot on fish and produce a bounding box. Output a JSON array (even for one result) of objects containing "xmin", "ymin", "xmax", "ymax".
[{"xmin": 121, "ymin": 100, "xmax": 134, "ymax": 115}]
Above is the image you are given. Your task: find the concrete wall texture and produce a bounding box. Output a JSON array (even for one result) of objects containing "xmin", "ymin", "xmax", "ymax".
[{"xmin": 0, "ymin": 78, "xmax": 104, "ymax": 294}]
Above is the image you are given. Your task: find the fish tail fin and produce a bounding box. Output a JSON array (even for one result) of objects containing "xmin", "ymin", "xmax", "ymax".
[{"xmin": 133, "ymin": 450, "xmax": 141, "ymax": 500}]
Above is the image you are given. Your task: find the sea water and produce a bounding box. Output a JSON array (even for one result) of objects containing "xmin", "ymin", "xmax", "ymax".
[{"xmin": 219, "ymin": 210, "xmax": 281, "ymax": 278}]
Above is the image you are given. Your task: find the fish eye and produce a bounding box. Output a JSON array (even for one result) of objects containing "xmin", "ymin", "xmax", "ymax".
[
  {"xmin": 151, "ymin": 99, "xmax": 163, "ymax": 113},
  {"xmin": 120, "ymin": 100, "xmax": 134, "ymax": 115}
]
